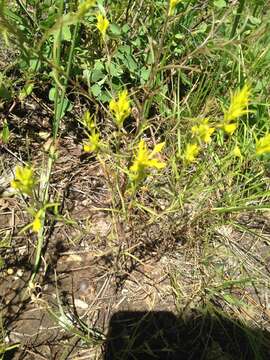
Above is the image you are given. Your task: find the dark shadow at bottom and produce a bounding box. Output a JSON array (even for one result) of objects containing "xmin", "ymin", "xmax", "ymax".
[{"xmin": 104, "ymin": 310, "xmax": 270, "ymax": 360}]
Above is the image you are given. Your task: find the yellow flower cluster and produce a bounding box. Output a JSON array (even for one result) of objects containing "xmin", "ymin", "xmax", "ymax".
[
  {"xmin": 191, "ymin": 118, "xmax": 215, "ymax": 144},
  {"xmin": 83, "ymin": 131, "xmax": 101, "ymax": 153},
  {"xmin": 32, "ymin": 209, "xmax": 44, "ymax": 233},
  {"xmin": 222, "ymin": 83, "xmax": 251, "ymax": 135},
  {"xmin": 181, "ymin": 84, "xmax": 253, "ymax": 164},
  {"xmin": 109, "ymin": 90, "xmax": 131, "ymax": 128},
  {"xmin": 82, "ymin": 111, "xmax": 101, "ymax": 153},
  {"xmin": 11, "ymin": 166, "xmax": 36, "ymax": 195},
  {"xmin": 184, "ymin": 118, "xmax": 215, "ymax": 164},
  {"xmin": 96, "ymin": 13, "xmax": 109, "ymax": 40},
  {"xmin": 232, "ymin": 145, "xmax": 242, "ymax": 158},
  {"xmin": 129, "ymin": 140, "xmax": 166, "ymax": 182},
  {"xmin": 183, "ymin": 143, "xmax": 200, "ymax": 163}
]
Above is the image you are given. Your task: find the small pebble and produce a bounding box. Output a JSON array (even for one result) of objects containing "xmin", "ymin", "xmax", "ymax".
[
  {"xmin": 78, "ymin": 279, "xmax": 90, "ymax": 293},
  {"xmin": 7, "ymin": 268, "xmax": 14, "ymax": 275},
  {"xmin": 16, "ymin": 269, "xmax": 23, "ymax": 277}
]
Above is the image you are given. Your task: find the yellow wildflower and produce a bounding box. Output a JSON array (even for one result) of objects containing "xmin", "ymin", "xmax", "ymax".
[
  {"xmin": 183, "ymin": 143, "xmax": 200, "ymax": 163},
  {"xmin": 83, "ymin": 131, "xmax": 101, "ymax": 153},
  {"xmin": 96, "ymin": 13, "xmax": 109, "ymax": 40},
  {"xmin": 223, "ymin": 123, "xmax": 238, "ymax": 135},
  {"xmin": 109, "ymin": 90, "xmax": 131, "ymax": 128},
  {"xmin": 82, "ymin": 111, "xmax": 95, "ymax": 132},
  {"xmin": 32, "ymin": 209, "xmax": 43, "ymax": 233},
  {"xmin": 224, "ymin": 83, "xmax": 251, "ymax": 122},
  {"xmin": 191, "ymin": 119, "xmax": 215, "ymax": 144},
  {"xmin": 221, "ymin": 83, "xmax": 251, "ymax": 136},
  {"xmin": 256, "ymin": 133, "xmax": 270, "ymax": 155},
  {"xmin": 129, "ymin": 140, "xmax": 166, "ymax": 182},
  {"xmin": 168, "ymin": 0, "xmax": 182, "ymax": 16},
  {"xmin": 11, "ymin": 165, "xmax": 36, "ymax": 195},
  {"xmin": 232, "ymin": 145, "xmax": 242, "ymax": 158}
]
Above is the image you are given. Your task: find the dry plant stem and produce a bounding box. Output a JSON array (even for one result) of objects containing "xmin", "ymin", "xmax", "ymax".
[{"xmin": 30, "ymin": 1, "xmax": 82, "ymax": 284}]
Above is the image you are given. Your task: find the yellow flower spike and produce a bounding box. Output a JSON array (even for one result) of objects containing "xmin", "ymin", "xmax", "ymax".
[
  {"xmin": 256, "ymin": 133, "xmax": 270, "ymax": 155},
  {"xmin": 183, "ymin": 143, "xmax": 200, "ymax": 163},
  {"xmin": 129, "ymin": 139, "xmax": 166, "ymax": 182},
  {"xmin": 11, "ymin": 165, "xmax": 36, "ymax": 195},
  {"xmin": 224, "ymin": 83, "xmax": 251, "ymax": 123},
  {"xmin": 109, "ymin": 90, "xmax": 131, "ymax": 128},
  {"xmin": 168, "ymin": 0, "xmax": 182, "ymax": 16},
  {"xmin": 32, "ymin": 209, "xmax": 43, "ymax": 233},
  {"xmin": 96, "ymin": 13, "xmax": 109, "ymax": 40},
  {"xmin": 82, "ymin": 111, "xmax": 95, "ymax": 132},
  {"xmin": 151, "ymin": 142, "xmax": 165, "ymax": 155},
  {"xmin": 83, "ymin": 131, "xmax": 101, "ymax": 153},
  {"xmin": 232, "ymin": 145, "xmax": 242, "ymax": 158},
  {"xmin": 191, "ymin": 119, "xmax": 215, "ymax": 144}
]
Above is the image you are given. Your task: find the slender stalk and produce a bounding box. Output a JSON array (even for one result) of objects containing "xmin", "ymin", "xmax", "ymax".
[
  {"xmin": 30, "ymin": 0, "xmax": 82, "ymax": 284},
  {"xmin": 54, "ymin": 21, "xmax": 80, "ymax": 138},
  {"xmin": 15, "ymin": 0, "xmax": 35, "ymax": 27},
  {"xmin": 230, "ymin": 0, "xmax": 246, "ymax": 39}
]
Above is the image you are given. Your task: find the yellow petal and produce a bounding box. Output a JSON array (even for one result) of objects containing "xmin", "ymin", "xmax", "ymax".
[
  {"xmin": 224, "ymin": 123, "xmax": 237, "ymax": 135},
  {"xmin": 256, "ymin": 133, "xmax": 270, "ymax": 155},
  {"xmin": 232, "ymin": 145, "xmax": 242, "ymax": 157}
]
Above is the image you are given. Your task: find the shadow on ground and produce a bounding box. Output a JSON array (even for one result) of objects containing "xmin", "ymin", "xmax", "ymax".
[{"xmin": 104, "ymin": 310, "xmax": 270, "ymax": 360}]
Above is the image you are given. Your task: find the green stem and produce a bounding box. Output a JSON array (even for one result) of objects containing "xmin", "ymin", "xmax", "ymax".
[
  {"xmin": 230, "ymin": 0, "xmax": 246, "ymax": 39},
  {"xmin": 53, "ymin": 21, "xmax": 80, "ymax": 138},
  {"xmin": 15, "ymin": 0, "xmax": 35, "ymax": 27},
  {"xmin": 30, "ymin": 0, "xmax": 81, "ymax": 284}
]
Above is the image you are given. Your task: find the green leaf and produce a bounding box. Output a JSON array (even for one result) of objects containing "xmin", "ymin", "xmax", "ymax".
[
  {"xmin": 18, "ymin": 83, "xmax": 34, "ymax": 101},
  {"xmin": 0, "ymin": 120, "xmax": 10, "ymax": 144},
  {"xmin": 122, "ymin": 24, "xmax": 130, "ymax": 33},
  {"xmin": 140, "ymin": 67, "xmax": 151, "ymax": 84},
  {"xmin": 223, "ymin": 294, "xmax": 246, "ymax": 307},
  {"xmin": 109, "ymin": 23, "xmax": 121, "ymax": 36},
  {"xmin": 62, "ymin": 25, "xmax": 72, "ymax": 41},
  {"xmin": 94, "ymin": 60, "xmax": 105, "ymax": 71},
  {"xmin": 91, "ymin": 83, "xmax": 102, "ymax": 97},
  {"xmin": 91, "ymin": 69, "xmax": 105, "ymax": 82},
  {"xmin": 49, "ymin": 87, "xmax": 56, "ymax": 102},
  {"xmin": 213, "ymin": 0, "xmax": 227, "ymax": 8},
  {"xmin": 106, "ymin": 62, "xmax": 123, "ymax": 77},
  {"xmin": 0, "ymin": 85, "xmax": 11, "ymax": 100}
]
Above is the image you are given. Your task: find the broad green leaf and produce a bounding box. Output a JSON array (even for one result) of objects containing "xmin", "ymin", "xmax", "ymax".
[
  {"xmin": 91, "ymin": 83, "xmax": 102, "ymax": 97},
  {"xmin": 214, "ymin": 0, "xmax": 227, "ymax": 8}
]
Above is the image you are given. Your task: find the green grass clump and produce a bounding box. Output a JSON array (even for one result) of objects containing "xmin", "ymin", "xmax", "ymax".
[{"xmin": 0, "ymin": 0, "xmax": 270, "ymax": 358}]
